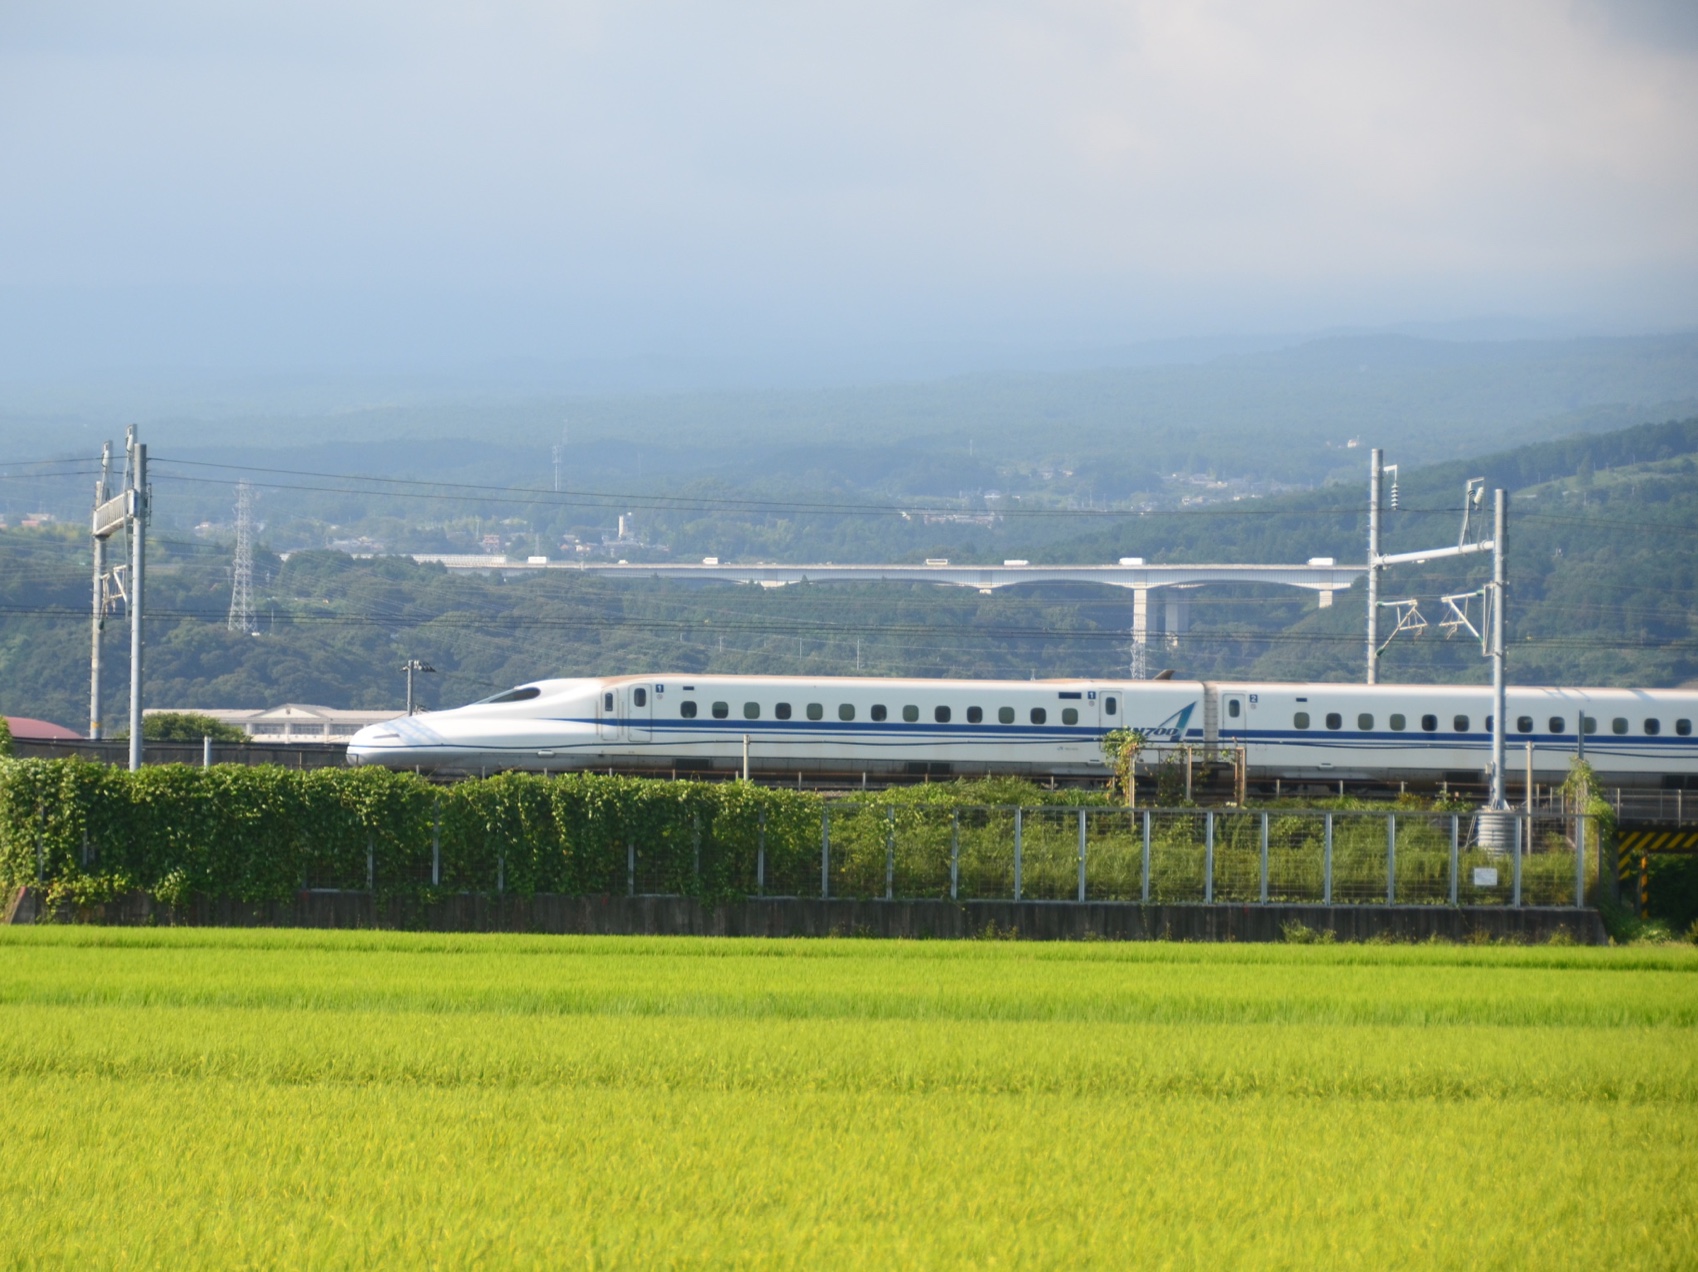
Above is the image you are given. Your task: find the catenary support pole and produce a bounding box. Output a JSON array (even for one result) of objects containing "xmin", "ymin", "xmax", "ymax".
[
  {"xmin": 1367, "ymin": 448, "xmax": 1382, "ymax": 684},
  {"xmin": 1490, "ymin": 488, "xmax": 1509, "ymax": 809},
  {"xmin": 89, "ymin": 441, "xmax": 111, "ymax": 739},
  {"xmin": 127, "ymin": 441, "xmax": 146, "ymax": 772}
]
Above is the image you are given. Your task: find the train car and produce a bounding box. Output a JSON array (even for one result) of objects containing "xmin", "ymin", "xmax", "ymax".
[{"xmin": 347, "ymin": 673, "xmax": 1698, "ymax": 787}]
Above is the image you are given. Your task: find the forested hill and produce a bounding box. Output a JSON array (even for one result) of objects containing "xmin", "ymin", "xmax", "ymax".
[{"xmin": 0, "ymin": 417, "xmax": 1693, "ymax": 729}]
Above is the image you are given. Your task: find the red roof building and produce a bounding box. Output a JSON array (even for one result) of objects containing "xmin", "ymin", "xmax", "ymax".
[{"xmin": 4, "ymin": 716, "xmax": 82, "ymax": 741}]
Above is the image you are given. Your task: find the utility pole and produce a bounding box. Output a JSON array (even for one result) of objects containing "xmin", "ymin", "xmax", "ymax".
[
  {"xmin": 1366, "ymin": 448, "xmax": 1382, "ymax": 684},
  {"xmin": 228, "ymin": 481, "xmax": 256, "ymax": 634},
  {"xmin": 89, "ymin": 442, "xmax": 112, "ymax": 738},
  {"xmin": 1489, "ymin": 488, "xmax": 1508, "ymax": 810},
  {"xmin": 403, "ymin": 659, "xmax": 436, "ymax": 715}
]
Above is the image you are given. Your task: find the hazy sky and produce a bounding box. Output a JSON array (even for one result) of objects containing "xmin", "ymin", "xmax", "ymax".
[{"xmin": 3, "ymin": 0, "xmax": 1696, "ymax": 377}]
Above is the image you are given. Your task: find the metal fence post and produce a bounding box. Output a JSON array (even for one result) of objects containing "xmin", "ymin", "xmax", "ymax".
[
  {"xmin": 1077, "ymin": 808, "xmax": 1087, "ymax": 903},
  {"xmin": 950, "ymin": 809, "xmax": 960, "ymax": 901},
  {"xmin": 366, "ymin": 834, "xmax": 374, "ymax": 892},
  {"xmin": 885, "ymin": 806, "xmax": 895, "ymax": 901},
  {"xmin": 497, "ymin": 850, "xmax": 504, "ymax": 896},
  {"xmin": 1386, "ymin": 814, "xmax": 1397, "ymax": 905},
  {"xmin": 1574, "ymin": 812, "xmax": 1586, "ymax": 909},
  {"xmin": 1013, "ymin": 807, "xmax": 1023, "ymax": 902},
  {"xmin": 1323, "ymin": 812, "xmax": 1333, "ymax": 905},
  {"xmin": 1204, "ymin": 811, "xmax": 1215, "ymax": 904},
  {"xmin": 1140, "ymin": 810, "xmax": 1151, "ymax": 904},
  {"xmin": 821, "ymin": 806, "xmax": 830, "ymax": 900},
  {"xmin": 1449, "ymin": 814, "xmax": 1459, "ymax": 906},
  {"xmin": 1511, "ymin": 815, "xmax": 1523, "ymax": 907},
  {"xmin": 692, "ymin": 812, "xmax": 701, "ymax": 888},
  {"xmin": 431, "ymin": 799, "xmax": 441, "ymax": 888},
  {"xmin": 1259, "ymin": 812, "xmax": 1269, "ymax": 904},
  {"xmin": 757, "ymin": 807, "xmax": 766, "ymax": 897},
  {"xmin": 627, "ymin": 841, "xmax": 635, "ymax": 897}
]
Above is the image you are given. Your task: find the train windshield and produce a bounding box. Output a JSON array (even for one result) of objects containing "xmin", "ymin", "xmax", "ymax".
[{"xmin": 471, "ymin": 686, "xmax": 543, "ymax": 705}]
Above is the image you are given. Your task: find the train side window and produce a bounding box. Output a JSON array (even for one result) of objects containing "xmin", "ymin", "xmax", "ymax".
[
  {"xmin": 902, "ymin": 705, "xmax": 919, "ymax": 723},
  {"xmin": 680, "ymin": 701, "xmax": 698, "ymax": 719},
  {"xmin": 870, "ymin": 704, "xmax": 887, "ymax": 722},
  {"xmin": 1228, "ymin": 699, "xmax": 1241, "ymax": 718},
  {"xmin": 1105, "ymin": 697, "xmax": 1118, "ymax": 716},
  {"xmin": 1548, "ymin": 717, "xmax": 1564, "ymax": 733},
  {"xmin": 935, "ymin": 706, "xmax": 952, "ymax": 723},
  {"xmin": 1421, "ymin": 714, "xmax": 1437, "ymax": 732},
  {"xmin": 1357, "ymin": 713, "xmax": 1373, "ymax": 730},
  {"xmin": 1582, "ymin": 716, "xmax": 1597, "ymax": 735},
  {"xmin": 966, "ymin": 706, "xmax": 983, "ymax": 724},
  {"xmin": 775, "ymin": 703, "xmax": 792, "ymax": 720},
  {"xmin": 1389, "ymin": 714, "xmax": 1406, "ymax": 731},
  {"xmin": 1294, "ymin": 712, "xmax": 1310, "ymax": 729},
  {"xmin": 839, "ymin": 704, "xmax": 856, "ymax": 721},
  {"xmin": 1485, "ymin": 716, "xmax": 1493, "ymax": 732},
  {"xmin": 998, "ymin": 706, "xmax": 1015, "ymax": 724},
  {"xmin": 603, "ymin": 693, "xmax": 614, "ymax": 711},
  {"xmin": 1453, "ymin": 715, "xmax": 1469, "ymax": 733},
  {"xmin": 806, "ymin": 703, "xmax": 824, "ymax": 721},
  {"xmin": 1677, "ymin": 719, "xmax": 1692, "ymax": 736},
  {"xmin": 1516, "ymin": 716, "xmax": 1533, "ymax": 733},
  {"xmin": 1325, "ymin": 712, "xmax": 1342, "ymax": 730},
  {"xmin": 633, "ymin": 688, "xmax": 647, "ymax": 707},
  {"xmin": 1030, "ymin": 707, "xmax": 1047, "ymax": 725},
  {"xmin": 1612, "ymin": 717, "xmax": 1628, "ymax": 735},
  {"xmin": 712, "ymin": 701, "xmax": 729, "ymax": 719},
  {"xmin": 1644, "ymin": 718, "xmax": 1660, "ymax": 735},
  {"xmin": 1062, "ymin": 707, "xmax": 1079, "ymax": 725},
  {"xmin": 743, "ymin": 702, "xmax": 760, "ymax": 719}
]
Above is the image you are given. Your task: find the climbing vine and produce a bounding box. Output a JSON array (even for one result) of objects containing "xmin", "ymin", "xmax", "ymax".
[{"xmin": 0, "ymin": 758, "xmax": 835, "ymax": 912}]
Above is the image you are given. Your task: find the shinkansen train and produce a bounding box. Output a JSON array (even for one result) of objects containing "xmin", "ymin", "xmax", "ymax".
[{"xmin": 347, "ymin": 674, "xmax": 1698, "ymax": 787}]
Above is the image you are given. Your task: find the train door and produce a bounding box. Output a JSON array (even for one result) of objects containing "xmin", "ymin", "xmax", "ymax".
[
  {"xmin": 629, "ymin": 685, "xmax": 653, "ymax": 740},
  {"xmin": 1221, "ymin": 691, "xmax": 1247, "ymax": 740},
  {"xmin": 597, "ymin": 687, "xmax": 622, "ymax": 741},
  {"xmin": 1098, "ymin": 689, "xmax": 1121, "ymax": 732}
]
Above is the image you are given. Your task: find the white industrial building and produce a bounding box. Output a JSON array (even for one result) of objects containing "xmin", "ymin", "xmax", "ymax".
[{"xmin": 145, "ymin": 704, "xmax": 404, "ymax": 742}]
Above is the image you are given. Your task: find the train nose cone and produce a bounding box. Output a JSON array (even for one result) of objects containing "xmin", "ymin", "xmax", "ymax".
[{"xmin": 347, "ymin": 716, "xmax": 445, "ymax": 767}]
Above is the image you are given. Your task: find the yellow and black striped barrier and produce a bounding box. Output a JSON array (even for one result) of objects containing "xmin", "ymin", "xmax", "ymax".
[
  {"xmin": 1616, "ymin": 829, "xmax": 1698, "ymax": 919},
  {"xmin": 1618, "ymin": 828, "xmax": 1698, "ymax": 857}
]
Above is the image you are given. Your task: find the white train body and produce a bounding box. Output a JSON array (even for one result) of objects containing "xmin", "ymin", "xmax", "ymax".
[{"xmin": 348, "ymin": 674, "xmax": 1698, "ymax": 787}]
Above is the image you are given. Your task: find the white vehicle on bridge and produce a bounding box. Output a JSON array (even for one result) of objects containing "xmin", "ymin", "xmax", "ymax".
[{"xmin": 348, "ymin": 674, "xmax": 1698, "ymax": 787}]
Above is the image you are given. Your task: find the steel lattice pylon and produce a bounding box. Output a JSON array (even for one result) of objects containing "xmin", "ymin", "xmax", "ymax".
[{"xmin": 227, "ymin": 481, "xmax": 257, "ymax": 634}]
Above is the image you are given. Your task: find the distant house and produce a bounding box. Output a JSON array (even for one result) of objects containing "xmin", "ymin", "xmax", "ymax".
[
  {"xmin": 4, "ymin": 716, "xmax": 81, "ymax": 741},
  {"xmin": 144, "ymin": 704, "xmax": 405, "ymax": 743}
]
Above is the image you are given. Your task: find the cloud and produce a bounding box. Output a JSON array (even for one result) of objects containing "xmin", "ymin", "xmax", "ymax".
[{"xmin": 0, "ymin": 0, "xmax": 1693, "ymax": 371}]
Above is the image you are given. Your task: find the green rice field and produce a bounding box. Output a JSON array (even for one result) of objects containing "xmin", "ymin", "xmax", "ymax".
[{"xmin": 0, "ymin": 929, "xmax": 1694, "ymax": 1267}]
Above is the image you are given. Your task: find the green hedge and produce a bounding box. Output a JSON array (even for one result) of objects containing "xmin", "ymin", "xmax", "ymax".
[{"xmin": 0, "ymin": 759, "xmax": 825, "ymax": 909}]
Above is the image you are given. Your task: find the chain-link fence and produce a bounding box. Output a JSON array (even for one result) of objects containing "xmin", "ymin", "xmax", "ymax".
[{"xmin": 737, "ymin": 805, "xmax": 1601, "ymax": 907}]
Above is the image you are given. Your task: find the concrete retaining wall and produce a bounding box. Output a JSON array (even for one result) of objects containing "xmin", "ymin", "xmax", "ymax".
[{"xmin": 4, "ymin": 888, "xmax": 1608, "ymax": 943}]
